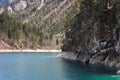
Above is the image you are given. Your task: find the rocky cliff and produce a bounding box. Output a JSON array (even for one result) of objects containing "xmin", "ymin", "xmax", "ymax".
[{"xmin": 62, "ymin": 0, "xmax": 120, "ymax": 68}]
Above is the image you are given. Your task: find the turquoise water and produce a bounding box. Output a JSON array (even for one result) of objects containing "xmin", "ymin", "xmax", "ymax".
[{"xmin": 0, "ymin": 52, "xmax": 119, "ymax": 80}]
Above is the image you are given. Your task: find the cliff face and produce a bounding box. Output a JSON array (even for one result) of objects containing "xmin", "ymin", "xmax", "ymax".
[{"xmin": 62, "ymin": 0, "xmax": 120, "ymax": 68}]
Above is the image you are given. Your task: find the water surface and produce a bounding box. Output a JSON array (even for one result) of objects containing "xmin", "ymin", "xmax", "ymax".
[{"xmin": 0, "ymin": 52, "xmax": 119, "ymax": 80}]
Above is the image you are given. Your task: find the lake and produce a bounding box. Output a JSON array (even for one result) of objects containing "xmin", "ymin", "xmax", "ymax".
[{"xmin": 0, "ymin": 52, "xmax": 119, "ymax": 80}]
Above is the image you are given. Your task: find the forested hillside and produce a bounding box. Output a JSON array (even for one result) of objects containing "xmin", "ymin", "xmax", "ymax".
[
  {"xmin": 0, "ymin": 13, "xmax": 41, "ymax": 49},
  {"xmin": 0, "ymin": 0, "xmax": 79, "ymax": 49}
]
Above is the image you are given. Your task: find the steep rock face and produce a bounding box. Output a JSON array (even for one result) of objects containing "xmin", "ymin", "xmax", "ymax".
[{"xmin": 62, "ymin": 0, "xmax": 120, "ymax": 68}]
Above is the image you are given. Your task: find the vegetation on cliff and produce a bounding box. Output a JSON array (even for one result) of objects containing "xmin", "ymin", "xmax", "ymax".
[
  {"xmin": 0, "ymin": 0, "xmax": 81, "ymax": 49},
  {"xmin": 9, "ymin": 0, "xmax": 79, "ymax": 47},
  {"xmin": 0, "ymin": 0, "xmax": 80, "ymax": 49},
  {"xmin": 0, "ymin": 13, "xmax": 42, "ymax": 49},
  {"xmin": 62, "ymin": 0, "xmax": 120, "ymax": 68}
]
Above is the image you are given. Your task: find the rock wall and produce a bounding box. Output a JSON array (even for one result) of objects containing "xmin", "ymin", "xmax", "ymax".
[
  {"xmin": 61, "ymin": 52, "xmax": 78, "ymax": 60},
  {"xmin": 62, "ymin": 0, "xmax": 120, "ymax": 69}
]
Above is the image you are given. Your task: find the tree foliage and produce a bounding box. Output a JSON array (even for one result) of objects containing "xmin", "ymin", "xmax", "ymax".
[{"xmin": 0, "ymin": 13, "xmax": 43, "ymax": 48}]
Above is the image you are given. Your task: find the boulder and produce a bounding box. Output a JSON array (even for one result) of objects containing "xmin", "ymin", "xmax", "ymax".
[
  {"xmin": 117, "ymin": 70, "xmax": 120, "ymax": 75},
  {"xmin": 77, "ymin": 52, "xmax": 91, "ymax": 63},
  {"xmin": 89, "ymin": 53, "xmax": 106, "ymax": 64},
  {"xmin": 116, "ymin": 63, "xmax": 120, "ymax": 68},
  {"xmin": 60, "ymin": 52, "xmax": 77, "ymax": 61}
]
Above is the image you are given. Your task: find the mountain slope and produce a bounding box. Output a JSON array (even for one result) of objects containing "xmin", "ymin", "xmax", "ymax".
[{"xmin": 0, "ymin": 0, "xmax": 79, "ymax": 49}]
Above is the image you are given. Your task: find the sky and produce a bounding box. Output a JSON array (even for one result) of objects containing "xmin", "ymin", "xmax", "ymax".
[{"xmin": 0, "ymin": 0, "xmax": 9, "ymax": 6}]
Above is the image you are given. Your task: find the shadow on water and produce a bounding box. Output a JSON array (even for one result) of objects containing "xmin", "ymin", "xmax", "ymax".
[
  {"xmin": 60, "ymin": 59, "xmax": 120, "ymax": 80},
  {"xmin": 61, "ymin": 59, "xmax": 117, "ymax": 75}
]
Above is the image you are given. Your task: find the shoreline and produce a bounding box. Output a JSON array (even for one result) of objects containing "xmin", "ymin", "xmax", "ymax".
[
  {"xmin": 60, "ymin": 52, "xmax": 120, "ymax": 74},
  {"xmin": 0, "ymin": 49, "xmax": 62, "ymax": 52}
]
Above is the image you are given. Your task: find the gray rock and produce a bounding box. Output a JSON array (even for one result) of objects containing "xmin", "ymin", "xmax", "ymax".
[
  {"xmin": 77, "ymin": 53, "xmax": 91, "ymax": 63},
  {"xmin": 89, "ymin": 53, "xmax": 105, "ymax": 64},
  {"xmin": 109, "ymin": 61, "xmax": 117, "ymax": 67},
  {"xmin": 115, "ymin": 42, "xmax": 120, "ymax": 54},
  {"xmin": 60, "ymin": 52, "xmax": 77, "ymax": 61},
  {"xmin": 115, "ymin": 63, "xmax": 120, "ymax": 68},
  {"xmin": 117, "ymin": 70, "xmax": 120, "ymax": 75}
]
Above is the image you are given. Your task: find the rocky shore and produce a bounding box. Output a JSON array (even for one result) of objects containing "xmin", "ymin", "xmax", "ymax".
[
  {"xmin": 60, "ymin": 52, "xmax": 77, "ymax": 60},
  {"xmin": 61, "ymin": 51, "xmax": 120, "ymax": 69},
  {"xmin": 61, "ymin": 0, "xmax": 120, "ymax": 74}
]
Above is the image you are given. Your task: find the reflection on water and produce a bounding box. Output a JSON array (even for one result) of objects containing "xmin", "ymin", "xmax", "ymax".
[
  {"xmin": 0, "ymin": 52, "xmax": 119, "ymax": 80},
  {"xmin": 61, "ymin": 59, "xmax": 119, "ymax": 80}
]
